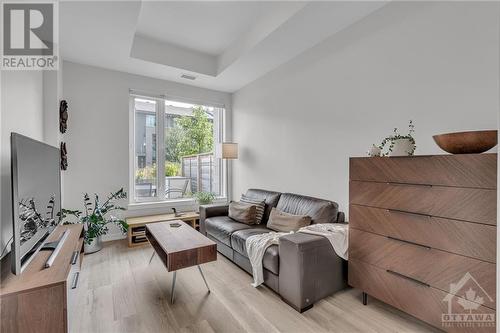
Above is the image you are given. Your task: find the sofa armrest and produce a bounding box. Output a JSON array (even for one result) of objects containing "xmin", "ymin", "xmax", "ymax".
[
  {"xmin": 279, "ymin": 233, "xmax": 346, "ymax": 312},
  {"xmin": 199, "ymin": 203, "xmax": 229, "ymax": 235},
  {"xmin": 336, "ymin": 211, "xmax": 346, "ymax": 223}
]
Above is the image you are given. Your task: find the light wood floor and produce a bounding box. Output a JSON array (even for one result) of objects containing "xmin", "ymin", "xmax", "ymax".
[{"xmin": 73, "ymin": 240, "xmax": 439, "ymax": 333}]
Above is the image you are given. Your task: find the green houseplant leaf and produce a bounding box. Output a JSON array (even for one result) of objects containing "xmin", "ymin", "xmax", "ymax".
[
  {"xmin": 60, "ymin": 188, "xmax": 128, "ymax": 244},
  {"xmin": 193, "ymin": 191, "xmax": 216, "ymax": 205}
]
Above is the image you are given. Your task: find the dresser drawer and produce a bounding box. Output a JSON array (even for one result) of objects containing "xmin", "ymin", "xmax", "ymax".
[
  {"xmin": 349, "ymin": 229, "xmax": 496, "ymax": 309},
  {"xmin": 66, "ymin": 249, "xmax": 81, "ymax": 333},
  {"xmin": 349, "ymin": 260, "xmax": 496, "ymax": 332},
  {"xmin": 349, "ymin": 181, "xmax": 496, "ymax": 225},
  {"xmin": 350, "ymin": 154, "xmax": 497, "ymax": 189},
  {"xmin": 350, "ymin": 205, "xmax": 496, "ymax": 262}
]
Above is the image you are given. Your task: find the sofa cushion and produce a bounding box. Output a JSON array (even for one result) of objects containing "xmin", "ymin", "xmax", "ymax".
[
  {"xmin": 245, "ymin": 189, "xmax": 281, "ymax": 223},
  {"xmin": 262, "ymin": 245, "xmax": 280, "ymax": 275},
  {"xmin": 276, "ymin": 193, "xmax": 339, "ymax": 224},
  {"xmin": 240, "ymin": 194, "xmax": 265, "ymax": 224},
  {"xmin": 230, "ymin": 227, "xmax": 269, "ymax": 255},
  {"xmin": 267, "ymin": 207, "xmax": 312, "ymax": 232},
  {"xmin": 228, "ymin": 201, "xmax": 257, "ymax": 225},
  {"xmin": 205, "ymin": 216, "xmax": 252, "ymax": 246},
  {"xmin": 231, "ymin": 228, "xmax": 280, "ymax": 275}
]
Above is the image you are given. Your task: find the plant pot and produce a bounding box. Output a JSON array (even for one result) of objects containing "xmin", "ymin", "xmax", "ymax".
[
  {"xmin": 84, "ymin": 236, "xmax": 103, "ymax": 254},
  {"xmin": 367, "ymin": 145, "xmax": 381, "ymax": 157},
  {"xmin": 388, "ymin": 138, "xmax": 415, "ymax": 156}
]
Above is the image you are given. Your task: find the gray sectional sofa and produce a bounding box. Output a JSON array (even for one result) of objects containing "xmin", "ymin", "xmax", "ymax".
[{"xmin": 199, "ymin": 189, "xmax": 347, "ymax": 312}]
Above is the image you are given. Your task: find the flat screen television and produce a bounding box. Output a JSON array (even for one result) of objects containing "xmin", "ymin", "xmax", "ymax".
[{"xmin": 10, "ymin": 133, "xmax": 62, "ymax": 275}]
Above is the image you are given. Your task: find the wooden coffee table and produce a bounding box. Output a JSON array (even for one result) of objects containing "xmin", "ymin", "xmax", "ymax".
[{"xmin": 145, "ymin": 220, "xmax": 217, "ymax": 303}]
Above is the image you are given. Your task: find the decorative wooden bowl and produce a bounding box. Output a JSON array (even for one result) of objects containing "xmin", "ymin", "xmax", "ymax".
[{"xmin": 433, "ymin": 130, "xmax": 498, "ymax": 154}]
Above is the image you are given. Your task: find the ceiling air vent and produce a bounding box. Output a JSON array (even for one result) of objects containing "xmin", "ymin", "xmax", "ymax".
[{"xmin": 181, "ymin": 74, "xmax": 196, "ymax": 80}]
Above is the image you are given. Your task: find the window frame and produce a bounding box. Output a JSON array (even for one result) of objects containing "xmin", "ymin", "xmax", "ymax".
[{"xmin": 129, "ymin": 92, "xmax": 227, "ymax": 207}]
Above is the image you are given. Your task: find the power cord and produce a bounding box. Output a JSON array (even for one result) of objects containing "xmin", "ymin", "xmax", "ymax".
[{"xmin": 0, "ymin": 236, "xmax": 14, "ymax": 259}]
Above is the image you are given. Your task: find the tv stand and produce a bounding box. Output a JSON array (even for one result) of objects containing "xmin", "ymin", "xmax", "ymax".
[
  {"xmin": 0, "ymin": 224, "xmax": 84, "ymax": 333},
  {"xmin": 41, "ymin": 240, "xmax": 60, "ymax": 250},
  {"xmin": 41, "ymin": 229, "xmax": 70, "ymax": 268}
]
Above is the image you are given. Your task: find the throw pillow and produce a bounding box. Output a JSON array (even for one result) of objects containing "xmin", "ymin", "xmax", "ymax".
[
  {"xmin": 228, "ymin": 201, "xmax": 257, "ymax": 225},
  {"xmin": 267, "ymin": 207, "xmax": 312, "ymax": 232},
  {"xmin": 240, "ymin": 194, "xmax": 265, "ymax": 224}
]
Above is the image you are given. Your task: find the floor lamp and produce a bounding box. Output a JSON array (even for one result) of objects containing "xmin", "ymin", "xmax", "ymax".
[{"xmin": 220, "ymin": 142, "xmax": 238, "ymax": 200}]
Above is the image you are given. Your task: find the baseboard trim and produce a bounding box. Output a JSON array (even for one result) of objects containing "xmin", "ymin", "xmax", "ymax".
[{"xmin": 101, "ymin": 233, "xmax": 126, "ymax": 242}]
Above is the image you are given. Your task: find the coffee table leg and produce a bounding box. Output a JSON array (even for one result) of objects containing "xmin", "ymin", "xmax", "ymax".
[
  {"xmin": 148, "ymin": 251, "xmax": 155, "ymax": 264},
  {"xmin": 198, "ymin": 266, "xmax": 210, "ymax": 293},
  {"xmin": 171, "ymin": 271, "xmax": 177, "ymax": 304}
]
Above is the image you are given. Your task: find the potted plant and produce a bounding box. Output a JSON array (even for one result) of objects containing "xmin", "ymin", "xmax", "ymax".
[
  {"xmin": 378, "ymin": 120, "xmax": 416, "ymax": 156},
  {"xmin": 60, "ymin": 188, "xmax": 128, "ymax": 253},
  {"xmin": 193, "ymin": 191, "xmax": 216, "ymax": 205}
]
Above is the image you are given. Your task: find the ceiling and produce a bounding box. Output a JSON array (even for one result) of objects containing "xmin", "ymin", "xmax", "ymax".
[
  {"xmin": 136, "ymin": 2, "xmax": 274, "ymax": 56},
  {"xmin": 60, "ymin": 1, "xmax": 388, "ymax": 93}
]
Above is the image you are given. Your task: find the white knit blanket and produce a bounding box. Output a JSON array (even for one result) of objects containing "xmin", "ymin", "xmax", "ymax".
[
  {"xmin": 245, "ymin": 224, "xmax": 349, "ymax": 288},
  {"xmin": 246, "ymin": 231, "xmax": 291, "ymax": 287},
  {"xmin": 298, "ymin": 223, "xmax": 349, "ymax": 260}
]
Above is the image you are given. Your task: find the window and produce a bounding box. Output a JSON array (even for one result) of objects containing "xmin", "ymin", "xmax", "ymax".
[{"xmin": 131, "ymin": 94, "xmax": 225, "ymax": 203}]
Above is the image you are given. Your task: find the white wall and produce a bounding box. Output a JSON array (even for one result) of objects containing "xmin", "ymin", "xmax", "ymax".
[
  {"xmin": 62, "ymin": 61, "xmax": 232, "ymax": 240},
  {"xmin": 43, "ymin": 67, "xmax": 64, "ymax": 147},
  {"xmin": 232, "ymin": 1, "xmax": 499, "ymax": 215},
  {"xmin": 1, "ymin": 71, "xmax": 45, "ymax": 255}
]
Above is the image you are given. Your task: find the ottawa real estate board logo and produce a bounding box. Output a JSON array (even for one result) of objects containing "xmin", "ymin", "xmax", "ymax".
[
  {"xmin": 442, "ymin": 272, "xmax": 495, "ymax": 329},
  {"xmin": 1, "ymin": 2, "xmax": 58, "ymax": 70}
]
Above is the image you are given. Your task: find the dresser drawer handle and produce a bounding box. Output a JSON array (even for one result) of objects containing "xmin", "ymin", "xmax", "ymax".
[
  {"xmin": 70, "ymin": 251, "xmax": 79, "ymax": 265},
  {"xmin": 386, "ymin": 270, "xmax": 430, "ymax": 287},
  {"xmin": 386, "ymin": 182, "xmax": 432, "ymax": 188},
  {"xmin": 387, "ymin": 209, "xmax": 432, "ymax": 219},
  {"xmin": 387, "ymin": 236, "xmax": 431, "ymax": 250},
  {"xmin": 71, "ymin": 272, "xmax": 80, "ymax": 289}
]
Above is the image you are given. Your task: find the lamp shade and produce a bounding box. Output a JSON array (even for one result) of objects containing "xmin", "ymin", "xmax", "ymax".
[{"xmin": 221, "ymin": 142, "xmax": 238, "ymax": 159}]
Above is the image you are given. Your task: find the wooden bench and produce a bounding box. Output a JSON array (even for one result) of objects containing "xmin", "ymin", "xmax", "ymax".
[{"xmin": 126, "ymin": 212, "xmax": 200, "ymax": 247}]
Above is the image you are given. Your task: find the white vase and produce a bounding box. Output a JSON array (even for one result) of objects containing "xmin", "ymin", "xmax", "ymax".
[
  {"xmin": 388, "ymin": 138, "xmax": 415, "ymax": 156},
  {"xmin": 367, "ymin": 145, "xmax": 381, "ymax": 157}
]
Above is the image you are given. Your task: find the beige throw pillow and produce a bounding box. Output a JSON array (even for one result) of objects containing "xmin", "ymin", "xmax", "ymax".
[
  {"xmin": 229, "ymin": 201, "xmax": 257, "ymax": 225},
  {"xmin": 267, "ymin": 207, "xmax": 312, "ymax": 232},
  {"xmin": 240, "ymin": 194, "xmax": 265, "ymax": 224}
]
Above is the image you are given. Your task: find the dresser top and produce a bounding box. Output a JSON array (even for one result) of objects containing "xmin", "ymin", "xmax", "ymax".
[
  {"xmin": 350, "ymin": 153, "xmax": 497, "ymax": 189},
  {"xmin": 350, "ymin": 153, "xmax": 497, "ymax": 159}
]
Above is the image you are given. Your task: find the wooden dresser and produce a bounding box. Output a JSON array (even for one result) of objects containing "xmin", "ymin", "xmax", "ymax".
[
  {"xmin": 1, "ymin": 224, "xmax": 84, "ymax": 333},
  {"xmin": 349, "ymin": 154, "xmax": 496, "ymax": 332}
]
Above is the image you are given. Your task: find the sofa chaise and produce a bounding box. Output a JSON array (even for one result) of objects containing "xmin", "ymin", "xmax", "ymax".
[{"xmin": 199, "ymin": 188, "xmax": 347, "ymax": 312}]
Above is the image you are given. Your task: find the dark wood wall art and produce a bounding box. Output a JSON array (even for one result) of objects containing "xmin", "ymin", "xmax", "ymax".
[
  {"xmin": 59, "ymin": 100, "xmax": 68, "ymax": 134},
  {"xmin": 59, "ymin": 100, "xmax": 68, "ymax": 170},
  {"xmin": 60, "ymin": 142, "xmax": 68, "ymax": 170}
]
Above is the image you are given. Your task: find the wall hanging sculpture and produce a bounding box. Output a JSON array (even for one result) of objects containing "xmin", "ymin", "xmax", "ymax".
[
  {"xmin": 60, "ymin": 142, "xmax": 68, "ymax": 170},
  {"xmin": 59, "ymin": 100, "xmax": 68, "ymax": 133}
]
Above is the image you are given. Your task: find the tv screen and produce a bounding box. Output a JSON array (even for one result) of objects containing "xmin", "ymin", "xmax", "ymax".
[{"xmin": 10, "ymin": 133, "xmax": 61, "ymax": 274}]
